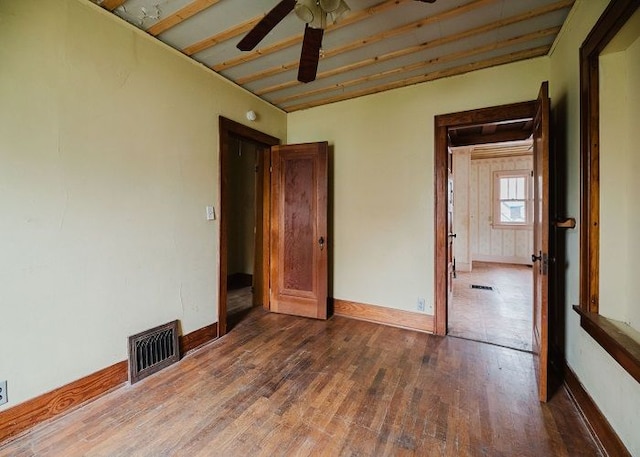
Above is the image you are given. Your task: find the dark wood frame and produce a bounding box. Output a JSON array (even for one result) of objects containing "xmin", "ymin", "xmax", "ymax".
[
  {"xmin": 576, "ymin": 0, "xmax": 640, "ymax": 383},
  {"xmin": 434, "ymin": 101, "xmax": 537, "ymax": 335},
  {"xmin": 218, "ymin": 117, "xmax": 280, "ymax": 336}
]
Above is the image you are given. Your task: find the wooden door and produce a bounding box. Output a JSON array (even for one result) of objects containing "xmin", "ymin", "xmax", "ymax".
[
  {"xmin": 270, "ymin": 142, "xmax": 328, "ymax": 319},
  {"xmin": 532, "ymin": 81, "xmax": 551, "ymax": 402}
]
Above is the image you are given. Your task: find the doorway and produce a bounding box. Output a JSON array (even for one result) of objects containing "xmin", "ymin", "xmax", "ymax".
[
  {"xmin": 225, "ymin": 135, "xmax": 261, "ymax": 329},
  {"xmin": 433, "ymin": 101, "xmax": 538, "ymax": 336},
  {"xmin": 448, "ymin": 137, "xmax": 535, "ymax": 352},
  {"xmin": 218, "ymin": 117, "xmax": 280, "ymax": 336},
  {"xmin": 434, "ymin": 85, "xmax": 561, "ymax": 402}
]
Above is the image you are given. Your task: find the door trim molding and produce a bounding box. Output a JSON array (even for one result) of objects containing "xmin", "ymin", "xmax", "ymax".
[
  {"xmin": 218, "ymin": 117, "xmax": 280, "ymax": 336},
  {"xmin": 333, "ymin": 299, "xmax": 434, "ymax": 333},
  {"xmin": 433, "ymin": 101, "xmax": 537, "ymax": 335}
]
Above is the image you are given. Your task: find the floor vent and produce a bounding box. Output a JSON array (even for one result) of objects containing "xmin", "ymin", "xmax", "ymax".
[
  {"xmin": 471, "ymin": 284, "xmax": 494, "ymax": 291},
  {"xmin": 128, "ymin": 320, "xmax": 180, "ymax": 384}
]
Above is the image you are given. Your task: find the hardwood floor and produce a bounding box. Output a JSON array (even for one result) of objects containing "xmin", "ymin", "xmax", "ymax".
[
  {"xmin": 227, "ymin": 286, "xmax": 253, "ymax": 316},
  {"xmin": 450, "ymin": 262, "xmax": 533, "ymax": 352},
  {"xmin": 0, "ymin": 308, "xmax": 601, "ymax": 456}
]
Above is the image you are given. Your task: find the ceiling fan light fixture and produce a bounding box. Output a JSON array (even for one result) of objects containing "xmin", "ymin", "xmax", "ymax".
[
  {"xmin": 294, "ymin": 0, "xmax": 321, "ymax": 24},
  {"xmin": 319, "ymin": 0, "xmax": 341, "ymax": 12},
  {"xmin": 328, "ymin": 1, "xmax": 350, "ymax": 23},
  {"xmin": 310, "ymin": 10, "xmax": 327, "ymax": 29}
]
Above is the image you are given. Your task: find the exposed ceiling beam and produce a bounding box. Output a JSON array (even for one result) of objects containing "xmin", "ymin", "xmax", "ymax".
[
  {"xmin": 183, "ymin": 15, "xmax": 264, "ymax": 56},
  {"xmin": 236, "ymin": 0, "xmax": 498, "ymax": 86},
  {"xmin": 283, "ymin": 45, "xmax": 549, "ymax": 112},
  {"xmin": 256, "ymin": 0, "xmax": 572, "ymax": 96},
  {"xmin": 270, "ymin": 27, "xmax": 559, "ymax": 106},
  {"xmin": 450, "ymin": 130, "xmax": 532, "ymax": 147},
  {"xmin": 212, "ymin": 0, "xmax": 412, "ymax": 72},
  {"xmin": 470, "ymin": 146, "xmax": 533, "ymax": 160},
  {"xmin": 482, "ymin": 124, "xmax": 498, "ymax": 134},
  {"xmin": 147, "ymin": 0, "xmax": 222, "ymax": 36},
  {"xmin": 100, "ymin": 0, "xmax": 126, "ymax": 11}
]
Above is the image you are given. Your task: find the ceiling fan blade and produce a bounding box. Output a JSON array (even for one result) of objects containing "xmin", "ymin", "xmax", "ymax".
[
  {"xmin": 237, "ymin": 0, "xmax": 296, "ymax": 51},
  {"xmin": 297, "ymin": 25, "xmax": 324, "ymax": 83}
]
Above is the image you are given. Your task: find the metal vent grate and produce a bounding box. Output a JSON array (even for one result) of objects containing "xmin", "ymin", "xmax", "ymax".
[
  {"xmin": 128, "ymin": 320, "xmax": 180, "ymax": 384},
  {"xmin": 471, "ymin": 284, "xmax": 494, "ymax": 291}
]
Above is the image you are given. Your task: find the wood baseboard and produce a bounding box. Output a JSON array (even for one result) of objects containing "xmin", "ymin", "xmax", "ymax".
[
  {"xmin": 564, "ymin": 364, "xmax": 631, "ymax": 457},
  {"xmin": 227, "ymin": 273, "xmax": 253, "ymax": 290},
  {"xmin": 0, "ymin": 360, "xmax": 128, "ymax": 445},
  {"xmin": 473, "ymin": 254, "xmax": 532, "ymax": 265},
  {"xmin": 180, "ymin": 322, "xmax": 219, "ymax": 354},
  {"xmin": 333, "ymin": 299, "xmax": 434, "ymax": 333},
  {"xmin": 0, "ymin": 321, "xmax": 219, "ymax": 446}
]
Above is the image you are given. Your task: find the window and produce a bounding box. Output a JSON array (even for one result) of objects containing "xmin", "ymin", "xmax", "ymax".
[
  {"xmin": 493, "ymin": 170, "xmax": 531, "ymax": 228},
  {"xmin": 578, "ymin": 0, "xmax": 640, "ymax": 384}
]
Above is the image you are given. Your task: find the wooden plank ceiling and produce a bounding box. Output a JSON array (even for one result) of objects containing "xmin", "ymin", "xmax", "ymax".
[{"xmin": 93, "ymin": 0, "xmax": 575, "ymax": 112}]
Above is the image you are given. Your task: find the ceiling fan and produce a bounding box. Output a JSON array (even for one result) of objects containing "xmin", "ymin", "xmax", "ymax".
[{"xmin": 237, "ymin": 0, "xmax": 437, "ymax": 84}]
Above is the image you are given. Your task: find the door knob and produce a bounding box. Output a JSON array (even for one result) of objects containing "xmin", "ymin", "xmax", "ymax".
[
  {"xmin": 448, "ymin": 233, "xmax": 457, "ymax": 238},
  {"xmin": 531, "ymin": 253, "xmax": 542, "ymax": 262}
]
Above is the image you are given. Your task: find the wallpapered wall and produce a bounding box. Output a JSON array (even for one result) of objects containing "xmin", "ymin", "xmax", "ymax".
[{"xmin": 471, "ymin": 156, "xmax": 533, "ymax": 264}]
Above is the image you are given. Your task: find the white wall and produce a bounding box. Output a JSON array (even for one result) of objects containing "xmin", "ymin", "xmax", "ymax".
[
  {"xmin": 470, "ymin": 156, "xmax": 533, "ymax": 265},
  {"xmin": 549, "ymin": 0, "xmax": 640, "ymax": 453},
  {"xmin": 288, "ymin": 57, "xmax": 549, "ymax": 313},
  {"xmin": 0, "ymin": 0, "xmax": 286, "ymax": 409}
]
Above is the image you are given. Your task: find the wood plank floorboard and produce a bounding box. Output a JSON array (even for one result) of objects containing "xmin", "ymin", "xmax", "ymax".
[{"xmin": 0, "ymin": 308, "xmax": 601, "ymax": 456}]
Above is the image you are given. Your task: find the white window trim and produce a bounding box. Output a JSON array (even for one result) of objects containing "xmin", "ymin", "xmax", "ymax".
[{"xmin": 492, "ymin": 169, "xmax": 533, "ymax": 229}]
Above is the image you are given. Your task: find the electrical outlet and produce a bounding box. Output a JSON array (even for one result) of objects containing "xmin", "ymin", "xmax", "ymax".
[
  {"xmin": 417, "ymin": 298, "xmax": 425, "ymax": 312},
  {"xmin": 0, "ymin": 380, "xmax": 7, "ymax": 406},
  {"xmin": 426, "ymin": 302, "xmax": 434, "ymax": 314}
]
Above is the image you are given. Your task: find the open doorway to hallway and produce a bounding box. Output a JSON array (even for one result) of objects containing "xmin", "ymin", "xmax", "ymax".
[
  {"xmin": 447, "ymin": 123, "xmax": 534, "ymax": 352},
  {"xmin": 225, "ymin": 135, "xmax": 260, "ymax": 331},
  {"xmin": 218, "ymin": 117, "xmax": 280, "ymax": 337}
]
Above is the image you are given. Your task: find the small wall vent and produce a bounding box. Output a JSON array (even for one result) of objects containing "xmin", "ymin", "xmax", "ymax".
[
  {"xmin": 471, "ymin": 284, "xmax": 494, "ymax": 291},
  {"xmin": 128, "ymin": 320, "xmax": 180, "ymax": 384}
]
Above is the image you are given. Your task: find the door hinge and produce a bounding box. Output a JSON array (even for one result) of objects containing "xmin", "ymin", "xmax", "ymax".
[
  {"xmin": 255, "ymin": 165, "xmax": 259, "ymax": 173},
  {"xmin": 269, "ymin": 166, "xmax": 273, "ymax": 173},
  {"xmin": 542, "ymin": 253, "xmax": 549, "ymax": 275}
]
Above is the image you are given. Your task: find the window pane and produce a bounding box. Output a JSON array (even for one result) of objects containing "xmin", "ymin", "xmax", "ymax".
[
  {"xmin": 516, "ymin": 177, "xmax": 525, "ymax": 199},
  {"xmin": 500, "ymin": 200, "xmax": 526, "ymax": 223},
  {"xmin": 500, "ymin": 178, "xmax": 508, "ymax": 199}
]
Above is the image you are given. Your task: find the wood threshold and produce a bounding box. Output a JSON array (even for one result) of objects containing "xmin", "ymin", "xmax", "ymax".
[
  {"xmin": 0, "ymin": 361, "xmax": 128, "ymax": 445},
  {"xmin": 573, "ymin": 306, "xmax": 640, "ymax": 384},
  {"xmin": 333, "ymin": 299, "xmax": 434, "ymax": 333},
  {"xmin": 564, "ymin": 362, "xmax": 632, "ymax": 457},
  {"xmin": 0, "ymin": 322, "xmax": 219, "ymax": 445}
]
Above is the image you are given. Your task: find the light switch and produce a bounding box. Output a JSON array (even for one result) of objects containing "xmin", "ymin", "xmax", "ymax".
[{"xmin": 206, "ymin": 206, "xmax": 216, "ymax": 221}]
